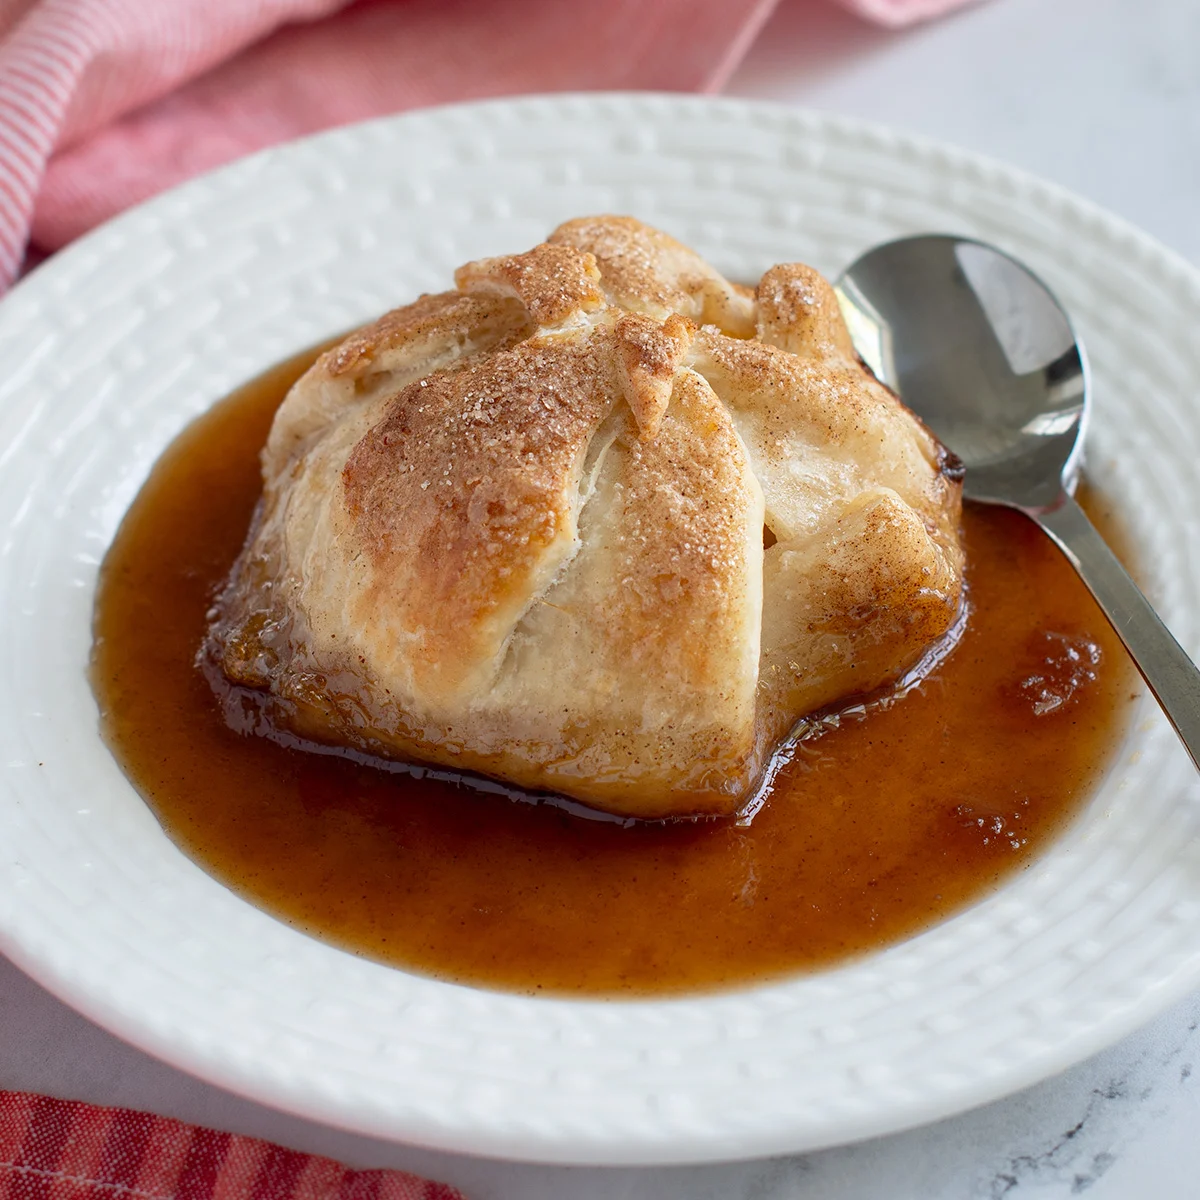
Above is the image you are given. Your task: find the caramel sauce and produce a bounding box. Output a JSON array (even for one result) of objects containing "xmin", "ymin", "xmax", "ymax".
[{"xmin": 91, "ymin": 348, "xmax": 1138, "ymax": 997}]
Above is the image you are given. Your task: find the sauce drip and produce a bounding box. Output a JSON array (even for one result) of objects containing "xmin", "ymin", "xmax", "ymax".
[{"xmin": 91, "ymin": 348, "xmax": 1138, "ymax": 997}]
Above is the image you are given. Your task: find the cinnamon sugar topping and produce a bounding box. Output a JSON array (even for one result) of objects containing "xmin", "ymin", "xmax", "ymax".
[
  {"xmin": 613, "ymin": 311, "xmax": 695, "ymax": 439},
  {"xmin": 455, "ymin": 243, "xmax": 605, "ymax": 327}
]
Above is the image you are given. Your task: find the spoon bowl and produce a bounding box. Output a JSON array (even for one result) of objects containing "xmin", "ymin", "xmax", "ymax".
[
  {"xmin": 836, "ymin": 234, "xmax": 1200, "ymax": 771},
  {"xmin": 836, "ymin": 235, "xmax": 1087, "ymax": 511}
]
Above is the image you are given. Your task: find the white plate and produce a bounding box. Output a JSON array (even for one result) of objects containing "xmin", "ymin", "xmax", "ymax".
[{"xmin": 1, "ymin": 94, "xmax": 1199, "ymax": 1167}]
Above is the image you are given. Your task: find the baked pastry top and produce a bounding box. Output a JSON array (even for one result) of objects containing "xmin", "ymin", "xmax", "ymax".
[{"xmin": 206, "ymin": 217, "xmax": 965, "ymax": 819}]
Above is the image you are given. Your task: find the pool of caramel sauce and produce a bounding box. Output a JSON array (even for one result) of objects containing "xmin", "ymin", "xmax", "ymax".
[{"xmin": 91, "ymin": 348, "xmax": 1138, "ymax": 997}]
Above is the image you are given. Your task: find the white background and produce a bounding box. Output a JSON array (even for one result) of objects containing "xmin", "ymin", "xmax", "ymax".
[{"xmin": 5, "ymin": 0, "xmax": 1198, "ymax": 1196}]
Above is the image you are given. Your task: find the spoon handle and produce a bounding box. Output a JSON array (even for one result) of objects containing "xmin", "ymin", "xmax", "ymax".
[{"xmin": 1034, "ymin": 495, "xmax": 1200, "ymax": 772}]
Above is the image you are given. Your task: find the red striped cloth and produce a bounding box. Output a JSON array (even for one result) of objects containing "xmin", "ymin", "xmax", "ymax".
[
  {"xmin": 0, "ymin": 0, "xmax": 779, "ymax": 289},
  {"xmin": 0, "ymin": 1092, "xmax": 463, "ymax": 1200}
]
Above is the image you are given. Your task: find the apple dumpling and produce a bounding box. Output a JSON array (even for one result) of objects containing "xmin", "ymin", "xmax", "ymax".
[{"xmin": 205, "ymin": 216, "xmax": 964, "ymax": 819}]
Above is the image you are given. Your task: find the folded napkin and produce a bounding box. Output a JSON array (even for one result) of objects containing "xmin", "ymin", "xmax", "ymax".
[
  {"xmin": 0, "ymin": 0, "xmax": 986, "ymax": 291},
  {"xmin": 0, "ymin": 1091, "xmax": 463, "ymax": 1200}
]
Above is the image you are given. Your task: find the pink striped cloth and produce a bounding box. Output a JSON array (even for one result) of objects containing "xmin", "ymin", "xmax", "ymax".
[
  {"xmin": 0, "ymin": 1091, "xmax": 462, "ymax": 1200},
  {"xmin": 0, "ymin": 0, "xmax": 982, "ymax": 292}
]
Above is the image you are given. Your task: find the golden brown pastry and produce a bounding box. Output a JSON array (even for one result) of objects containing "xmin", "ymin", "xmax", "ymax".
[{"xmin": 206, "ymin": 217, "xmax": 964, "ymax": 819}]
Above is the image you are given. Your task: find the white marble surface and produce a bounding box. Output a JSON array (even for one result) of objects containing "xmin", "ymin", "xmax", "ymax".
[{"xmin": 5, "ymin": 0, "xmax": 1200, "ymax": 1196}]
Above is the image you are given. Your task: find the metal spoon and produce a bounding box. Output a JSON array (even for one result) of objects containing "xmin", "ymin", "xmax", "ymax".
[{"xmin": 835, "ymin": 234, "xmax": 1200, "ymax": 770}]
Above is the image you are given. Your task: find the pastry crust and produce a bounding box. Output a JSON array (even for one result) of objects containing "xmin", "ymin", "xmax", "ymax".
[{"xmin": 207, "ymin": 217, "xmax": 964, "ymax": 819}]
